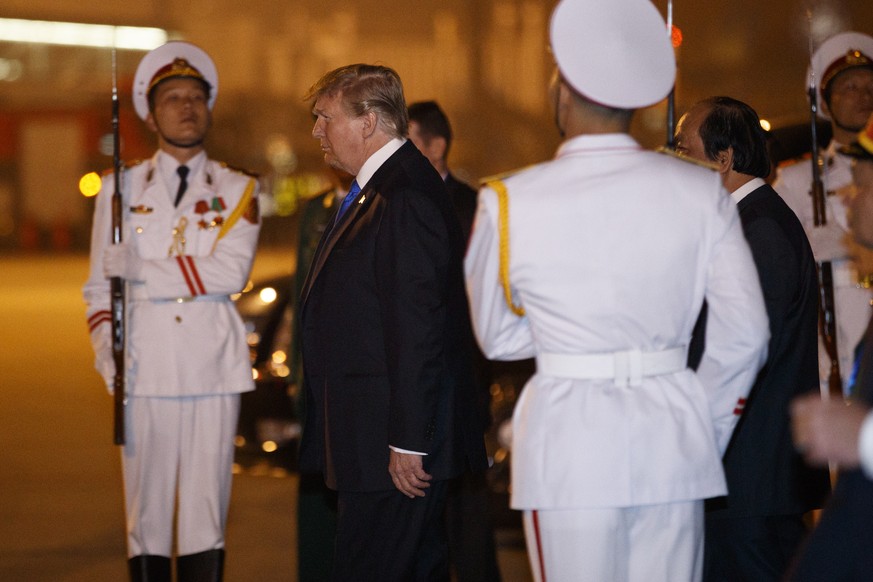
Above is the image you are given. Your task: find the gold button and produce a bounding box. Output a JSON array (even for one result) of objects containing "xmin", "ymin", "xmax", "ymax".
[
  {"xmin": 136, "ymin": 227, "xmax": 143, "ymax": 234},
  {"xmin": 175, "ymin": 316, "xmax": 182, "ymax": 323}
]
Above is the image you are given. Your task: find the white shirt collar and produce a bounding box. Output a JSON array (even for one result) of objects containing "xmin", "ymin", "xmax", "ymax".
[
  {"xmin": 730, "ymin": 177, "xmax": 766, "ymax": 205},
  {"xmin": 154, "ymin": 150, "xmax": 206, "ymax": 192},
  {"xmin": 556, "ymin": 133, "xmax": 641, "ymax": 158},
  {"xmin": 356, "ymin": 138, "xmax": 406, "ymax": 189}
]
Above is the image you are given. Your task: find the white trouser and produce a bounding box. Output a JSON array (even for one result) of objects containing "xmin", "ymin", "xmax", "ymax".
[
  {"xmin": 122, "ymin": 394, "xmax": 240, "ymax": 557},
  {"xmin": 523, "ymin": 501, "xmax": 703, "ymax": 582}
]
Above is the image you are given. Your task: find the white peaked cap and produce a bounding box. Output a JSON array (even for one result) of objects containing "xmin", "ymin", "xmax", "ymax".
[
  {"xmin": 133, "ymin": 41, "xmax": 219, "ymax": 121},
  {"xmin": 807, "ymin": 31, "xmax": 873, "ymax": 120},
  {"xmin": 550, "ymin": 0, "xmax": 676, "ymax": 109}
]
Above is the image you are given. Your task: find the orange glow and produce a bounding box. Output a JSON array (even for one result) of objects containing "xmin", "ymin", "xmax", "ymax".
[{"xmin": 671, "ymin": 25, "xmax": 683, "ymax": 48}]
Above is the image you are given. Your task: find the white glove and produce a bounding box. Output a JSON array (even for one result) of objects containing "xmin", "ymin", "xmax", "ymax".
[
  {"xmin": 807, "ymin": 222, "xmax": 849, "ymax": 262},
  {"xmin": 89, "ymin": 322, "xmax": 116, "ymax": 394},
  {"xmin": 103, "ymin": 243, "xmax": 144, "ymax": 282}
]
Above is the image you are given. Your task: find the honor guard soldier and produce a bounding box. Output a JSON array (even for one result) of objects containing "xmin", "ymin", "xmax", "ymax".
[
  {"xmin": 789, "ymin": 116, "xmax": 873, "ymax": 581},
  {"xmin": 464, "ymin": 1, "xmax": 769, "ymax": 580},
  {"xmin": 774, "ymin": 31, "xmax": 873, "ymax": 395},
  {"xmin": 83, "ymin": 41, "xmax": 260, "ymax": 581}
]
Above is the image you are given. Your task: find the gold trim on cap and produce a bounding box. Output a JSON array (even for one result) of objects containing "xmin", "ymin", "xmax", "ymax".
[
  {"xmin": 148, "ymin": 58, "xmax": 206, "ymax": 94},
  {"xmin": 821, "ymin": 49, "xmax": 873, "ymax": 94}
]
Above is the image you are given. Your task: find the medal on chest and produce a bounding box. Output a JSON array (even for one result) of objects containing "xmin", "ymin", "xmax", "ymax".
[{"xmin": 195, "ymin": 197, "xmax": 227, "ymax": 230}]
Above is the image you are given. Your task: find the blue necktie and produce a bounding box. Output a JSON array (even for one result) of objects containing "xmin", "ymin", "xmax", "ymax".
[{"xmin": 335, "ymin": 180, "xmax": 361, "ymax": 224}]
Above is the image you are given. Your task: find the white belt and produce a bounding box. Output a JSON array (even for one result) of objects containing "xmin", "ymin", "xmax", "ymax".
[
  {"xmin": 536, "ymin": 347, "xmax": 687, "ymax": 387},
  {"xmin": 128, "ymin": 284, "xmax": 230, "ymax": 304}
]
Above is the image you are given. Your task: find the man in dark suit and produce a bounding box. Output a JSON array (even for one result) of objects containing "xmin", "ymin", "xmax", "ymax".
[
  {"xmin": 407, "ymin": 100, "xmax": 502, "ymax": 582},
  {"xmin": 675, "ymin": 96, "xmax": 831, "ymax": 581},
  {"xmin": 789, "ymin": 114, "xmax": 873, "ymax": 581},
  {"xmin": 298, "ymin": 64, "xmax": 487, "ymax": 581},
  {"xmin": 407, "ymin": 101, "xmax": 478, "ymax": 243}
]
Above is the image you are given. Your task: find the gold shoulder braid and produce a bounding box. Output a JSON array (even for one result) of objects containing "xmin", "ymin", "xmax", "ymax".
[
  {"xmin": 487, "ymin": 180, "xmax": 525, "ymax": 317},
  {"xmin": 211, "ymin": 178, "xmax": 257, "ymax": 253}
]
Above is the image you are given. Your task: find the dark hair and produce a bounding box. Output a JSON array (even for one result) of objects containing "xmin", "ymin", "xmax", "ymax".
[
  {"xmin": 698, "ymin": 96, "xmax": 771, "ymax": 179},
  {"xmin": 408, "ymin": 101, "xmax": 453, "ymax": 154},
  {"xmin": 304, "ymin": 64, "xmax": 408, "ymax": 138}
]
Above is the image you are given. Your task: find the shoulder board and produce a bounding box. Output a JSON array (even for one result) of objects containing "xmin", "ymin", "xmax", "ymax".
[
  {"xmin": 219, "ymin": 162, "xmax": 259, "ymax": 179},
  {"xmin": 776, "ymin": 154, "xmax": 812, "ymax": 170},
  {"xmin": 655, "ymin": 147, "xmax": 719, "ymax": 171},
  {"xmin": 478, "ymin": 166, "xmax": 533, "ymax": 187},
  {"xmin": 101, "ymin": 159, "xmax": 144, "ymax": 176}
]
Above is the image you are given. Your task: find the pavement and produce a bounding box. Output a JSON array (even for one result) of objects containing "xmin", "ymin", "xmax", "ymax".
[{"xmin": 0, "ymin": 253, "xmax": 532, "ymax": 581}]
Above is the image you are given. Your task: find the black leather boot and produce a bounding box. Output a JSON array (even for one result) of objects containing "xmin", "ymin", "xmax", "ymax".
[
  {"xmin": 128, "ymin": 555, "xmax": 171, "ymax": 582},
  {"xmin": 176, "ymin": 548, "xmax": 225, "ymax": 582}
]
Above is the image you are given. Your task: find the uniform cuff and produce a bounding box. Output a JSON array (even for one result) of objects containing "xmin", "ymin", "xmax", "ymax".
[{"xmin": 859, "ymin": 411, "xmax": 873, "ymax": 479}]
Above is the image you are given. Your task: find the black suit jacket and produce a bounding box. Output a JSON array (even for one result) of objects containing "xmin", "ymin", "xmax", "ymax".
[
  {"xmin": 709, "ymin": 183, "xmax": 830, "ymax": 517},
  {"xmin": 298, "ymin": 141, "xmax": 487, "ymax": 492},
  {"xmin": 445, "ymin": 173, "xmax": 477, "ymax": 245}
]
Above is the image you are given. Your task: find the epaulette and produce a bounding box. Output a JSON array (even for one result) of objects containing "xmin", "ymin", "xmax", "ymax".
[
  {"xmin": 656, "ymin": 146, "xmax": 719, "ymax": 171},
  {"xmin": 219, "ymin": 162, "xmax": 259, "ymax": 179},
  {"xmin": 776, "ymin": 154, "xmax": 812, "ymax": 170},
  {"xmin": 478, "ymin": 166, "xmax": 532, "ymax": 187},
  {"xmin": 101, "ymin": 159, "xmax": 144, "ymax": 176}
]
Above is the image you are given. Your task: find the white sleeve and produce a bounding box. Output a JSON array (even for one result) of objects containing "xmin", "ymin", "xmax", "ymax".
[
  {"xmin": 773, "ymin": 165, "xmax": 851, "ymax": 262},
  {"xmin": 82, "ymin": 174, "xmax": 115, "ymax": 389},
  {"xmin": 859, "ymin": 411, "xmax": 873, "ymax": 479},
  {"xmin": 140, "ymin": 177, "xmax": 261, "ymax": 299},
  {"xmin": 464, "ymin": 186, "xmax": 535, "ymax": 361},
  {"xmin": 696, "ymin": 195, "xmax": 770, "ymax": 454}
]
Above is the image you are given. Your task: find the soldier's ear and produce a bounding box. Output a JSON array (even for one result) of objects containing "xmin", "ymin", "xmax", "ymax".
[
  {"xmin": 145, "ymin": 112, "xmax": 158, "ymax": 133},
  {"xmin": 820, "ymin": 98, "xmax": 832, "ymax": 120}
]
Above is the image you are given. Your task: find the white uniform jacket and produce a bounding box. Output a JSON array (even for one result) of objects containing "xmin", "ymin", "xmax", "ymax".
[
  {"xmin": 465, "ymin": 133, "xmax": 769, "ymax": 510},
  {"xmin": 774, "ymin": 143, "xmax": 873, "ymax": 391},
  {"xmin": 83, "ymin": 152, "xmax": 260, "ymax": 397}
]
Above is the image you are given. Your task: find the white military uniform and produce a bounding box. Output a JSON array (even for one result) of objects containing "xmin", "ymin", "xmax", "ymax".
[
  {"xmin": 83, "ymin": 149, "xmax": 259, "ymax": 556},
  {"xmin": 774, "ymin": 144, "xmax": 873, "ymax": 394},
  {"xmin": 465, "ymin": 134, "xmax": 770, "ymax": 581}
]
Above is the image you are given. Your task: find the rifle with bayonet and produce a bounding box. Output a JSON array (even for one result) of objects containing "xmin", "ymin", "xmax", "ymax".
[
  {"xmin": 807, "ymin": 14, "xmax": 842, "ymax": 397},
  {"xmin": 110, "ymin": 48, "xmax": 126, "ymax": 445},
  {"xmin": 665, "ymin": 0, "xmax": 676, "ymax": 149}
]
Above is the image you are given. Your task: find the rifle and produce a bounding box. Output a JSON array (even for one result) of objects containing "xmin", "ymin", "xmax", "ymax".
[
  {"xmin": 110, "ymin": 48, "xmax": 126, "ymax": 444},
  {"xmin": 807, "ymin": 12, "xmax": 842, "ymax": 397},
  {"xmin": 665, "ymin": 0, "xmax": 676, "ymax": 149}
]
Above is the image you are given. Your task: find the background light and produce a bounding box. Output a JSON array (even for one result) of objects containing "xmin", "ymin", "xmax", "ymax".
[
  {"xmin": 79, "ymin": 172, "xmax": 102, "ymax": 197},
  {"xmin": 0, "ymin": 18, "xmax": 168, "ymax": 50}
]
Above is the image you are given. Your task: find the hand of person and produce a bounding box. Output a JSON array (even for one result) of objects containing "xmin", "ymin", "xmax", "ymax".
[
  {"xmin": 90, "ymin": 324, "xmax": 116, "ymax": 394},
  {"xmin": 103, "ymin": 243, "xmax": 144, "ymax": 282},
  {"xmin": 807, "ymin": 222, "xmax": 849, "ymax": 262},
  {"xmin": 388, "ymin": 450, "xmax": 432, "ymax": 499},
  {"xmin": 790, "ymin": 392, "xmax": 868, "ymax": 468}
]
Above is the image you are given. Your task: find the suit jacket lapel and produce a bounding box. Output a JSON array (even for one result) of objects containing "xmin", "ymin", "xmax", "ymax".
[
  {"xmin": 300, "ymin": 141, "xmax": 413, "ymax": 309},
  {"xmin": 300, "ymin": 184, "xmax": 371, "ymax": 309}
]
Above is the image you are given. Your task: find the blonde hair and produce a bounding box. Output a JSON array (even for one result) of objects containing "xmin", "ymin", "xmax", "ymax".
[{"xmin": 305, "ymin": 64, "xmax": 408, "ymax": 138}]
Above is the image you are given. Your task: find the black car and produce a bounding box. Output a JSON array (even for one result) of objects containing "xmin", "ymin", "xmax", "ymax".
[{"xmin": 233, "ymin": 274, "xmax": 300, "ymax": 472}]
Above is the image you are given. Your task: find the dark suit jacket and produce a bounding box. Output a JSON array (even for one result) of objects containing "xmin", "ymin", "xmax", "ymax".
[
  {"xmin": 298, "ymin": 141, "xmax": 487, "ymax": 492},
  {"xmin": 709, "ymin": 183, "xmax": 830, "ymax": 517},
  {"xmin": 445, "ymin": 173, "xmax": 477, "ymax": 245}
]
